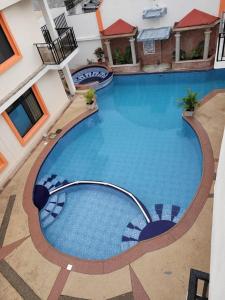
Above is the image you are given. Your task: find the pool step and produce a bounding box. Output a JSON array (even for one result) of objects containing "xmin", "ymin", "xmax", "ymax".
[
  {"xmin": 36, "ymin": 174, "xmax": 69, "ymax": 193},
  {"xmin": 121, "ymin": 204, "xmax": 184, "ymax": 252},
  {"xmin": 40, "ymin": 192, "xmax": 66, "ymax": 229}
]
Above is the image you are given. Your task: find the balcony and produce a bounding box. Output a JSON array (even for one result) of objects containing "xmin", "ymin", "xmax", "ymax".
[{"xmin": 35, "ymin": 27, "xmax": 78, "ymax": 65}]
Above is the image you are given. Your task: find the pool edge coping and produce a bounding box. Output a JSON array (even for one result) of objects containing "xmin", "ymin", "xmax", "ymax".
[{"xmin": 23, "ymin": 93, "xmax": 215, "ymax": 275}]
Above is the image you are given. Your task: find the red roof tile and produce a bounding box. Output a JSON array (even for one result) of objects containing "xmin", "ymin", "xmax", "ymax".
[
  {"xmin": 101, "ymin": 19, "xmax": 136, "ymax": 36},
  {"xmin": 175, "ymin": 9, "xmax": 219, "ymax": 29}
]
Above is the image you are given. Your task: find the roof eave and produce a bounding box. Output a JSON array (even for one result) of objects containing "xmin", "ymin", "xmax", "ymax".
[
  {"xmin": 101, "ymin": 28, "xmax": 137, "ymax": 39},
  {"xmin": 173, "ymin": 19, "xmax": 220, "ymax": 32}
]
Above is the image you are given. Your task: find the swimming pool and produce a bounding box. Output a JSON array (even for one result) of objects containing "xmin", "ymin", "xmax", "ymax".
[{"xmin": 35, "ymin": 69, "xmax": 225, "ymax": 260}]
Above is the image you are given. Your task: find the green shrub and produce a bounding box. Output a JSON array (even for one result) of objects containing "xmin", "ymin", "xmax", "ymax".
[
  {"xmin": 85, "ymin": 88, "xmax": 96, "ymax": 105},
  {"xmin": 113, "ymin": 46, "xmax": 132, "ymax": 64},
  {"xmin": 178, "ymin": 89, "xmax": 199, "ymax": 111},
  {"xmin": 190, "ymin": 41, "xmax": 204, "ymax": 60}
]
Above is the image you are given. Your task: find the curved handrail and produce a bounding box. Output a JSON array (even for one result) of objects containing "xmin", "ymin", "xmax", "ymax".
[{"xmin": 49, "ymin": 180, "xmax": 151, "ymax": 223}]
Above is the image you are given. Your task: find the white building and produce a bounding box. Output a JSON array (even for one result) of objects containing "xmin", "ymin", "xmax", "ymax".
[{"xmin": 0, "ymin": 0, "xmax": 78, "ymax": 187}]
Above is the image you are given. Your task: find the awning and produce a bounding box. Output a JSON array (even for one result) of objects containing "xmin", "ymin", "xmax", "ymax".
[
  {"xmin": 137, "ymin": 27, "xmax": 171, "ymax": 42},
  {"xmin": 143, "ymin": 7, "xmax": 167, "ymax": 19}
]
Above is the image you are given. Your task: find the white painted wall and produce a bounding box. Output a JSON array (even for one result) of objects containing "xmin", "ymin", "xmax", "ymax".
[
  {"xmin": 209, "ymin": 128, "xmax": 225, "ymax": 300},
  {"xmin": 0, "ymin": 70, "xmax": 70, "ymax": 187},
  {"xmin": 0, "ymin": 0, "xmax": 44, "ymax": 100},
  {"xmin": 100, "ymin": 0, "xmax": 221, "ymax": 29},
  {"xmin": 0, "ymin": 0, "xmax": 21, "ymax": 10},
  {"xmin": 67, "ymin": 11, "xmax": 101, "ymax": 67}
]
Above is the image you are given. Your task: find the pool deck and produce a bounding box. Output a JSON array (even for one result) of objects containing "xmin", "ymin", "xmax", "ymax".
[{"xmin": 0, "ymin": 91, "xmax": 225, "ymax": 299}]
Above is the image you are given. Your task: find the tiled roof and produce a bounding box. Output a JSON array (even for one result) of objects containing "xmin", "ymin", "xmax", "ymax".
[
  {"xmin": 175, "ymin": 9, "xmax": 219, "ymax": 29},
  {"xmin": 101, "ymin": 19, "xmax": 136, "ymax": 36}
]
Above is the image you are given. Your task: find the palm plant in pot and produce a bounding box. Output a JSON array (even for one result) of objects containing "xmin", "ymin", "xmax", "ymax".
[
  {"xmin": 178, "ymin": 89, "xmax": 199, "ymax": 117},
  {"xmin": 85, "ymin": 88, "xmax": 96, "ymax": 110}
]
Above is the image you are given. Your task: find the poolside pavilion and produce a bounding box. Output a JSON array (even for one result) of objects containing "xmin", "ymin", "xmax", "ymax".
[
  {"xmin": 173, "ymin": 9, "xmax": 220, "ymax": 69},
  {"xmin": 100, "ymin": 19, "xmax": 140, "ymax": 72}
]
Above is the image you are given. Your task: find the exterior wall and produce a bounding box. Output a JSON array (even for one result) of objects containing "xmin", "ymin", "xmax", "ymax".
[
  {"xmin": 209, "ymin": 129, "xmax": 225, "ymax": 300},
  {"xmin": 100, "ymin": 0, "xmax": 220, "ymax": 30},
  {"xmin": 137, "ymin": 38, "xmax": 173, "ymax": 66},
  {"xmin": 70, "ymin": 39, "xmax": 101, "ymax": 67},
  {"xmin": 0, "ymin": 0, "xmax": 21, "ymax": 10},
  {"xmin": 172, "ymin": 56, "xmax": 215, "ymax": 70},
  {"xmin": 0, "ymin": 0, "xmax": 44, "ymax": 100},
  {"xmin": 67, "ymin": 11, "xmax": 102, "ymax": 67},
  {"xmin": 0, "ymin": 71, "xmax": 70, "ymax": 187}
]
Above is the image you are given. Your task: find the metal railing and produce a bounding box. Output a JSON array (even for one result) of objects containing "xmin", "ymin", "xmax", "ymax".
[
  {"xmin": 216, "ymin": 12, "xmax": 225, "ymax": 62},
  {"xmin": 187, "ymin": 269, "xmax": 209, "ymax": 300},
  {"xmin": 216, "ymin": 32, "xmax": 225, "ymax": 62},
  {"xmin": 41, "ymin": 13, "xmax": 68, "ymax": 44},
  {"xmin": 64, "ymin": 0, "xmax": 83, "ymax": 11},
  {"xmin": 35, "ymin": 27, "xmax": 78, "ymax": 65}
]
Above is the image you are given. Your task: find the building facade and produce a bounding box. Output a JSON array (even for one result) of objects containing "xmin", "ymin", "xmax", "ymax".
[{"xmin": 0, "ymin": 0, "xmax": 78, "ymax": 187}]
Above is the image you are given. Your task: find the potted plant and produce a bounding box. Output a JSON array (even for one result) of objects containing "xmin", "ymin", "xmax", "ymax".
[
  {"xmin": 178, "ymin": 89, "xmax": 199, "ymax": 116},
  {"xmin": 85, "ymin": 88, "xmax": 96, "ymax": 110},
  {"xmin": 94, "ymin": 47, "xmax": 104, "ymax": 63}
]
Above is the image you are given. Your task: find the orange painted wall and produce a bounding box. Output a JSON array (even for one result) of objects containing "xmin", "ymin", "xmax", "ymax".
[
  {"xmin": 0, "ymin": 12, "xmax": 22, "ymax": 74},
  {"xmin": 219, "ymin": 0, "xmax": 225, "ymax": 14},
  {"xmin": 2, "ymin": 85, "xmax": 49, "ymax": 146},
  {"xmin": 96, "ymin": 0, "xmax": 104, "ymax": 32},
  {"xmin": 0, "ymin": 153, "xmax": 8, "ymax": 172}
]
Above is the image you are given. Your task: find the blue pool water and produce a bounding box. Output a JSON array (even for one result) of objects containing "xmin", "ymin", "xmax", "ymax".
[{"xmin": 36, "ymin": 69, "xmax": 225, "ymax": 260}]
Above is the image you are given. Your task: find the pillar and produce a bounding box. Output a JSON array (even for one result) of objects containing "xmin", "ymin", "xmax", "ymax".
[
  {"xmin": 203, "ymin": 29, "xmax": 212, "ymax": 60},
  {"xmin": 38, "ymin": 0, "xmax": 58, "ymax": 41},
  {"xmin": 175, "ymin": 32, "xmax": 181, "ymax": 62},
  {"xmin": 129, "ymin": 37, "xmax": 137, "ymax": 65},
  {"xmin": 63, "ymin": 65, "xmax": 76, "ymax": 96},
  {"xmin": 104, "ymin": 40, "xmax": 113, "ymax": 65}
]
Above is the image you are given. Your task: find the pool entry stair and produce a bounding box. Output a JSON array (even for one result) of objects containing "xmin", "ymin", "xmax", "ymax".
[
  {"xmin": 33, "ymin": 174, "xmax": 69, "ymax": 228},
  {"xmin": 34, "ymin": 175, "xmax": 184, "ymax": 249},
  {"xmin": 121, "ymin": 204, "xmax": 183, "ymax": 252},
  {"xmin": 40, "ymin": 193, "xmax": 66, "ymax": 228}
]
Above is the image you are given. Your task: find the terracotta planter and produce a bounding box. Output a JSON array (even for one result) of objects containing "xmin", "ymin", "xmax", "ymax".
[
  {"xmin": 183, "ymin": 110, "xmax": 194, "ymax": 117},
  {"xmin": 86, "ymin": 97, "xmax": 96, "ymax": 110}
]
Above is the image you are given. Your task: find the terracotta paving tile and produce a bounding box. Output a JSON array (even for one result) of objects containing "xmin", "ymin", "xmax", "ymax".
[
  {"xmin": 48, "ymin": 268, "xmax": 70, "ymax": 300},
  {"xmin": 129, "ymin": 266, "xmax": 150, "ymax": 300}
]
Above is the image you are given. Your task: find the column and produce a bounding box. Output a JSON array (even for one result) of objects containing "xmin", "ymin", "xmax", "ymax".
[
  {"xmin": 175, "ymin": 32, "xmax": 181, "ymax": 62},
  {"xmin": 129, "ymin": 37, "xmax": 137, "ymax": 65},
  {"xmin": 38, "ymin": 0, "xmax": 58, "ymax": 41},
  {"xmin": 104, "ymin": 40, "xmax": 113, "ymax": 65},
  {"xmin": 63, "ymin": 65, "xmax": 76, "ymax": 96},
  {"xmin": 203, "ymin": 29, "xmax": 212, "ymax": 60}
]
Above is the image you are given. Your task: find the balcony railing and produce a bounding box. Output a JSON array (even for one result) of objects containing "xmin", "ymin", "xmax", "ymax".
[
  {"xmin": 216, "ymin": 32, "xmax": 225, "ymax": 62},
  {"xmin": 35, "ymin": 27, "xmax": 78, "ymax": 65}
]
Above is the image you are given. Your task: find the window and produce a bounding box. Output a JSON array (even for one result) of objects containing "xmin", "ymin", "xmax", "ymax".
[
  {"xmin": 0, "ymin": 12, "xmax": 22, "ymax": 73},
  {"xmin": 2, "ymin": 85, "xmax": 49, "ymax": 145},
  {"xmin": 0, "ymin": 25, "xmax": 14, "ymax": 63},
  {"xmin": 143, "ymin": 40, "xmax": 155, "ymax": 55},
  {"xmin": 0, "ymin": 153, "xmax": 8, "ymax": 172}
]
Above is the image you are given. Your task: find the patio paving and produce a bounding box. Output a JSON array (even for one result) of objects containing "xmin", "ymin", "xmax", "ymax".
[{"xmin": 0, "ymin": 90, "xmax": 225, "ymax": 299}]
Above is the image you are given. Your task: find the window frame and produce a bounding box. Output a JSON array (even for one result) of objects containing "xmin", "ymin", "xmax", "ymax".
[
  {"xmin": 0, "ymin": 153, "xmax": 8, "ymax": 172},
  {"xmin": 2, "ymin": 85, "xmax": 49, "ymax": 146},
  {"xmin": 143, "ymin": 40, "xmax": 156, "ymax": 55},
  {"xmin": 0, "ymin": 12, "xmax": 22, "ymax": 73}
]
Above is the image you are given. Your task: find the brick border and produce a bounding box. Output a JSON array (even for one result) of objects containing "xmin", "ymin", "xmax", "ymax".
[{"xmin": 23, "ymin": 99, "xmax": 214, "ymax": 275}]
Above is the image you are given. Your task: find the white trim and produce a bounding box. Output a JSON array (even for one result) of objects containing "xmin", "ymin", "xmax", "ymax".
[
  {"xmin": 0, "ymin": 48, "xmax": 79, "ymax": 114},
  {"xmin": 0, "ymin": 66, "xmax": 48, "ymax": 114},
  {"xmin": 77, "ymin": 35, "xmax": 101, "ymax": 42},
  {"xmin": 50, "ymin": 180, "xmax": 151, "ymax": 223}
]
